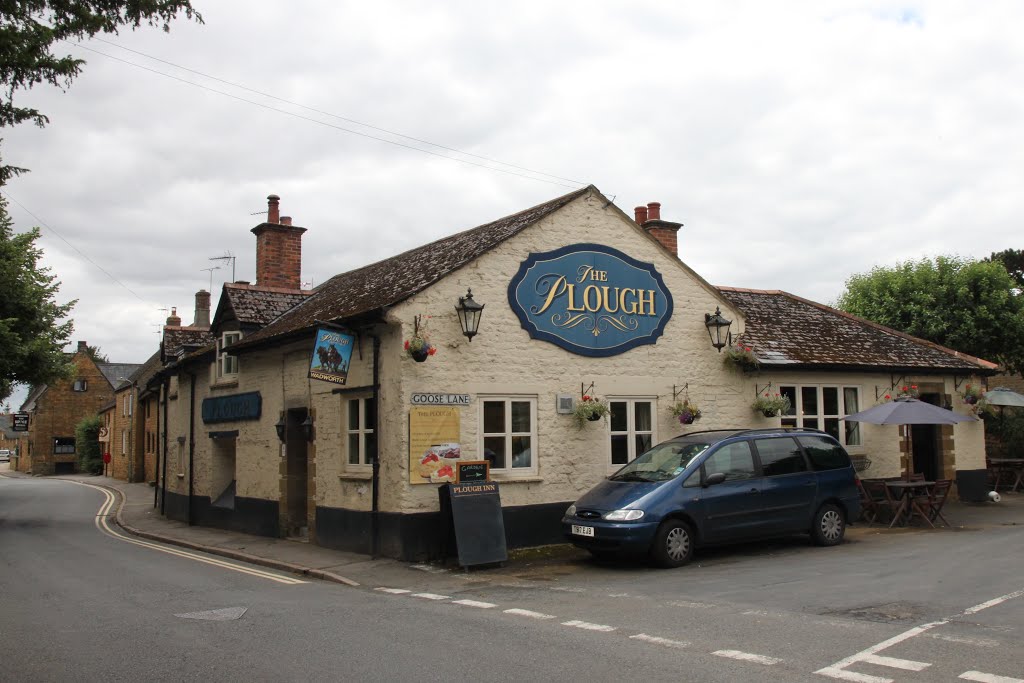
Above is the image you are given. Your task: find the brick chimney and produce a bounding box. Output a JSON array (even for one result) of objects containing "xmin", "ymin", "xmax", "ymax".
[
  {"xmin": 251, "ymin": 194, "xmax": 307, "ymax": 290},
  {"xmin": 77, "ymin": 341, "xmax": 88, "ymax": 353},
  {"xmin": 635, "ymin": 200, "xmax": 682, "ymax": 257},
  {"xmin": 166, "ymin": 307, "xmax": 181, "ymax": 327},
  {"xmin": 193, "ymin": 290, "xmax": 211, "ymax": 328}
]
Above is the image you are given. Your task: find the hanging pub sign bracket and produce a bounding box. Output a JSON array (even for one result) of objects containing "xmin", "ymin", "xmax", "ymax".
[
  {"xmin": 581, "ymin": 382, "xmax": 595, "ymax": 400},
  {"xmin": 953, "ymin": 375, "xmax": 968, "ymax": 391},
  {"xmin": 672, "ymin": 384, "xmax": 689, "ymax": 402},
  {"xmin": 755, "ymin": 381, "xmax": 773, "ymax": 398}
]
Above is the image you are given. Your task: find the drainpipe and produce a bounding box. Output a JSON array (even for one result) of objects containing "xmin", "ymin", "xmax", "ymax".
[
  {"xmin": 160, "ymin": 376, "xmax": 169, "ymax": 515},
  {"xmin": 371, "ymin": 334, "xmax": 381, "ymax": 559},
  {"xmin": 188, "ymin": 372, "xmax": 196, "ymax": 526},
  {"xmin": 154, "ymin": 384, "xmax": 160, "ymax": 508}
]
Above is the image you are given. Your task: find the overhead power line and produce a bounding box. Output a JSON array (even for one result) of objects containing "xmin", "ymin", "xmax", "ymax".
[{"xmin": 69, "ymin": 40, "xmax": 587, "ymax": 190}]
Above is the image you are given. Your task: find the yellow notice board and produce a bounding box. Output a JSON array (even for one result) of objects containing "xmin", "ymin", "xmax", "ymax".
[{"xmin": 409, "ymin": 406, "xmax": 461, "ymax": 485}]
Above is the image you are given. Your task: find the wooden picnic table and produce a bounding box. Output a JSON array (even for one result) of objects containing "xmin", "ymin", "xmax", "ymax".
[
  {"xmin": 885, "ymin": 480, "xmax": 936, "ymax": 528},
  {"xmin": 989, "ymin": 458, "xmax": 1024, "ymax": 493}
]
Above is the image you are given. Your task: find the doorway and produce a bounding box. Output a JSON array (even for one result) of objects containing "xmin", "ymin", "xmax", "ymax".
[
  {"xmin": 911, "ymin": 392, "xmax": 942, "ymax": 480},
  {"xmin": 283, "ymin": 408, "xmax": 309, "ymax": 539}
]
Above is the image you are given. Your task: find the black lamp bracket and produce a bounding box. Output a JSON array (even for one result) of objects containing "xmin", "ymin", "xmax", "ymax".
[
  {"xmin": 755, "ymin": 381, "xmax": 773, "ymax": 398},
  {"xmin": 581, "ymin": 382, "xmax": 595, "ymax": 400},
  {"xmin": 953, "ymin": 375, "xmax": 968, "ymax": 392},
  {"xmin": 876, "ymin": 374, "xmax": 907, "ymax": 401},
  {"xmin": 672, "ymin": 384, "xmax": 689, "ymax": 402}
]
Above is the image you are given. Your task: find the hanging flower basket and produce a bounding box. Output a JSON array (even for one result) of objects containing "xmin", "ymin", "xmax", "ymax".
[
  {"xmin": 572, "ymin": 395, "xmax": 610, "ymax": 429},
  {"xmin": 753, "ymin": 393, "xmax": 790, "ymax": 418},
  {"xmin": 404, "ymin": 336, "xmax": 436, "ymax": 362},
  {"xmin": 960, "ymin": 384, "xmax": 984, "ymax": 406},
  {"xmin": 671, "ymin": 399, "xmax": 702, "ymax": 425},
  {"xmin": 723, "ymin": 343, "xmax": 758, "ymax": 372}
]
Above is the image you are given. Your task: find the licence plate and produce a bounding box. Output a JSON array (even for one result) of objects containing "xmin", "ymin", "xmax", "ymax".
[{"xmin": 572, "ymin": 525, "xmax": 595, "ymax": 537}]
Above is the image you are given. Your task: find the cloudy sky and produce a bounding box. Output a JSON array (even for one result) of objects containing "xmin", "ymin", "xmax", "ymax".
[{"xmin": 5, "ymin": 1, "xmax": 1023, "ymax": 407}]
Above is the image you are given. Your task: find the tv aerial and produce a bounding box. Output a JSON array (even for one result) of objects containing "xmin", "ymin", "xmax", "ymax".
[{"xmin": 210, "ymin": 251, "xmax": 236, "ymax": 282}]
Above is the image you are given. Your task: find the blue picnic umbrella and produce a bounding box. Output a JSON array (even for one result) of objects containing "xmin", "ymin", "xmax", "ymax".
[
  {"xmin": 983, "ymin": 387, "xmax": 1024, "ymax": 408},
  {"xmin": 843, "ymin": 397, "xmax": 977, "ymax": 479}
]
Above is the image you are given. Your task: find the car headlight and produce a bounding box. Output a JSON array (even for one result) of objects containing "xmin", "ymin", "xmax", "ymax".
[
  {"xmin": 603, "ymin": 509, "xmax": 645, "ymax": 521},
  {"xmin": 565, "ymin": 504, "xmax": 577, "ymax": 516}
]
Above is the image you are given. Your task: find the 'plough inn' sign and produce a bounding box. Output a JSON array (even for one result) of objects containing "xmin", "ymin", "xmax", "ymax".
[{"xmin": 508, "ymin": 243, "xmax": 673, "ymax": 357}]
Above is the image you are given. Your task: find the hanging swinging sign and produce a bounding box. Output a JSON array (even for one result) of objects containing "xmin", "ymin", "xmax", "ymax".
[{"xmin": 309, "ymin": 327, "xmax": 355, "ymax": 385}]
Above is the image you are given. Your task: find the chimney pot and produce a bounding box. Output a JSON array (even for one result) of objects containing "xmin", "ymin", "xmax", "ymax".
[
  {"xmin": 634, "ymin": 206, "xmax": 648, "ymax": 224},
  {"xmin": 194, "ymin": 290, "xmax": 211, "ymax": 328},
  {"xmin": 280, "ymin": 216, "xmax": 292, "ymax": 226},
  {"xmin": 267, "ymin": 194, "xmax": 280, "ymax": 224},
  {"xmin": 166, "ymin": 307, "xmax": 181, "ymax": 326},
  {"xmin": 647, "ymin": 202, "xmax": 661, "ymax": 221}
]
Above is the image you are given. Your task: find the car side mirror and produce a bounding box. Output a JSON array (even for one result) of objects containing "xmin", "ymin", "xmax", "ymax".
[{"xmin": 704, "ymin": 472, "xmax": 727, "ymax": 487}]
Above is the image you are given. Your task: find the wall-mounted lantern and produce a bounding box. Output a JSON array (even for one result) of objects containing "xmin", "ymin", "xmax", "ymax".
[
  {"xmin": 275, "ymin": 415, "xmax": 286, "ymax": 443},
  {"xmin": 455, "ymin": 288, "xmax": 485, "ymax": 342},
  {"xmin": 704, "ymin": 307, "xmax": 732, "ymax": 352}
]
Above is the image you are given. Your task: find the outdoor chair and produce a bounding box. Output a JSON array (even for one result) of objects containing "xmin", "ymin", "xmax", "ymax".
[
  {"xmin": 856, "ymin": 479, "xmax": 880, "ymax": 525},
  {"xmin": 861, "ymin": 479, "xmax": 899, "ymax": 526},
  {"xmin": 922, "ymin": 479, "xmax": 953, "ymax": 527},
  {"xmin": 908, "ymin": 472, "xmax": 926, "ymax": 482}
]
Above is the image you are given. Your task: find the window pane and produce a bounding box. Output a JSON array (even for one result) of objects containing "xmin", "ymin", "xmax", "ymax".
[
  {"xmin": 348, "ymin": 400, "xmax": 359, "ymax": 430},
  {"xmin": 803, "ymin": 418, "xmax": 819, "ymax": 430},
  {"xmin": 610, "ymin": 434, "xmax": 629, "ymax": 465},
  {"xmin": 845, "ymin": 422, "xmax": 861, "ymax": 447},
  {"xmin": 511, "ymin": 436, "xmax": 532, "ymax": 468},
  {"xmin": 823, "ymin": 387, "xmax": 839, "ymax": 415},
  {"xmin": 801, "ymin": 387, "xmax": 818, "ymax": 416},
  {"xmin": 797, "ymin": 435, "xmax": 850, "ymax": 471},
  {"xmin": 843, "ymin": 387, "xmax": 859, "ymax": 414},
  {"xmin": 635, "ymin": 433, "xmax": 652, "ymax": 457},
  {"xmin": 781, "ymin": 418, "xmax": 798, "ymax": 429},
  {"xmin": 610, "ymin": 402, "xmax": 627, "ymax": 432},
  {"xmin": 754, "ymin": 437, "xmax": 808, "ymax": 476},
  {"xmin": 703, "ymin": 442, "xmax": 756, "ymax": 481},
  {"xmin": 824, "ymin": 418, "xmax": 840, "ymax": 440},
  {"xmin": 365, "ymin": 431, "xmax": 377, "ymax": 463},
  {"xmin": 364, "ymin": 398, "xmax": 376, "ymax": 430},
  {"xmin": 348, "ymin": 434, "xmax": 359, "ymax": 464},
  {"xmin": 483, "ymin": 402, "xmax": 505, "ymax": 433},
  {"xmin": 511, "ymin": 401, "xmax": 531, "ymax": 433},
  {"xmin": 634, "ymin": 402, "xmax": 652, "ymax": 432},
  {"xmin": 484, "ymin": 436, "xmax": 505, "ymax": 469},
  {"xmin": 780, "ymin": 386, "xmax": 797, "ymax": 416}
]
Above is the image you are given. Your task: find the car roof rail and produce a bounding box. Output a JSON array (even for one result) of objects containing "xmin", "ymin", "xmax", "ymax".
[{"xmin": 674, "ymin": 427, "xmax": 830, "ymax": 439}]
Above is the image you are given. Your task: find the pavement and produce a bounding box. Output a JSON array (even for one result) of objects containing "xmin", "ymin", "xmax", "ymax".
[{"xmin": 4, "ymin": 465, "xmax": 1024, "ymax": 591}]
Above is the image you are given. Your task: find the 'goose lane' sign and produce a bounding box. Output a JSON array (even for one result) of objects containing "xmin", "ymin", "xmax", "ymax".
[{"xmin": 507, "ymin": 243, "xmax": 673, "ymax": 357}]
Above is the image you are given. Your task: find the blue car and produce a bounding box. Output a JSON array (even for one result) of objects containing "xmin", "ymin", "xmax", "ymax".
[{"xmin": 562, "ymin": 428, "xmax": 862, "ymax": 568}]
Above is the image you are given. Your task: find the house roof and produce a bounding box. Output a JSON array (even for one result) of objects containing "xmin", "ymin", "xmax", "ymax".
[
  {"xmin": 215, "ymin": 282, "xmax": 312, "ymax": 329},
  {"xmin": 233, "ymin": 186, "xmax": 592, "ymax": 351},
  {"xmin": 717, "ymin": 288, "xmax": 999, "ymax": 373},
  {"xmin": 163, "ymin": 326, "xmax": 215, "ymax": 361},
  {"xmin": 98, "ymin": 362, "xmax": 144, "ymax": 388}
]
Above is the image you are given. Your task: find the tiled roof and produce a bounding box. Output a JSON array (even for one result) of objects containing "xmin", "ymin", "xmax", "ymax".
[
  {"xmin": 98, "ymin": 363, "xmax": 144, "ymax": 388},
  {"xmin": 235, "ymin": 186, "xmax": 592, "ymax": 350},
  {"xmin": 718, "ymin": 288, "xmax": 998, "ymax": 373},
  {"xmin": 163, "ymin": 326, "xmax": 215, "ymax": 360},
  {"xmin": 221, "ymin": 283, "xmax": 312, "ymax": 327}
]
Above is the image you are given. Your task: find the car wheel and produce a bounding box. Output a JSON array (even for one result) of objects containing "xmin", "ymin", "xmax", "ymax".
[
  {"xmin": 650, "ymin": 519, "xmax": 694, "ymax": 568},
  {"xmin": 811, "ymin": 503, "xmax": 845, "ymax": 546}
]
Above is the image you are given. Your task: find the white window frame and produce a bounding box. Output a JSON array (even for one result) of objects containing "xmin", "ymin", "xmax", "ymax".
[
  {"xmin": 345, "ymin": 396, "xmax": 376, "ymax": 468},
  {"xmin": 780, "ymin": 384, "xmax": 862, "ymax": 447},
  {"xmin": 479, "ymin": 396, "xmax": 538, "ymax": 477},
  {"xmin": 216, "ymin": 331, "xmax": 242, "ymax": 380},
  {"xmin": 607, "ymin": 397, "xmax": 657, "ymax": 471},
  {"xmin": 121, "ymin": 430, "xmax": 127, "ymax": 455}
]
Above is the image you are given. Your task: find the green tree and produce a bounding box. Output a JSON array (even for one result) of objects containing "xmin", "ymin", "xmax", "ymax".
[
  {"xmin": 0, "ymin": 195, "xmax": 76, "ymax": 402},
  {"xmin": 836, "ymin": 256, "xmax": 1024, "ymax": 375},
  {"xmin": 0, "ymin": 1, "xmax": 202, "ymax": 182},
  {"xmin": 75, "ymin": 413, "xmax": 102, "ymax": 474},
  {"xmin": 84, "ymin": 344, "xmax": 108, "ymax": 363},
  {"xmin": 987, "ymin": 249, "xmax": 1024, "ymax": 290}
]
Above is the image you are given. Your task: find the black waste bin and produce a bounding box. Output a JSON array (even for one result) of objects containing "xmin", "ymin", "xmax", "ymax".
[{"xmin": 955, "ymin": 469, "xmax": 989, "ymax": 502}]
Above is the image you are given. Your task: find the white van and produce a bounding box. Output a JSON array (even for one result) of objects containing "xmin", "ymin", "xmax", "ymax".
[{"xmin": 0, "ymin": 449, "xmax": 11, "ymax": 462}]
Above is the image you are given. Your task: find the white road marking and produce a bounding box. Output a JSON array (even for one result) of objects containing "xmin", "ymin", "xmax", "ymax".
[
  {"xmin": 562, "ymin": 619, "xmax": 616, "ymax": 632},
  {"xmin": 375, "ymin": 587, "xmax": 412, "ymax": 594},
  {"xmin": 817, "ymin": 589, "xmax": 1024, "ymax": 683},
  {"xmin": 70, "ymin": 482, "xmax": 305, "ymax": 585},
  {"xmin": 927, "ymin": 633, "xmax": 999, "ymax": 648},
  {"xmin": 504, "ymin": 608, "xmax": 556, "ymax": 620},
  {"xmin": 861, "ymin": 654, "xmax": 930, "ymax": 671},
  {"xmin": 411, "ymin": 592, "xmax": 450, "ymax": 600},
  {"xmin": 667, "ymin": 600, "xmax": 716, "ymax": 609},
  {"xmin": 959, "ymin": 672, "xmax": 1024, "ymax": 683},
  {"xmin": 713, "ymin": 650, "xmax": 782, "ymax": 665},
  {"xmin": 452, "ymin": 599, "xmax": 496, "ymax": 609},
  {"xmin": 629, "ymin": 633, "xmax": 690, "ymax": 649},
  {"xmin": 550, "ymin": 587, "xmax": 586, "ymax": 593}
]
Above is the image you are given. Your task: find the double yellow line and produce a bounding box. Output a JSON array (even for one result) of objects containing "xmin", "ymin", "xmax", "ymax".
[{"xmin": 72, "ymin": 481, "xmax": 307, "ymax": 586}]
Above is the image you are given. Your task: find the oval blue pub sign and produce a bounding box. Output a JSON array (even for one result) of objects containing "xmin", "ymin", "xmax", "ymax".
[{"xmin": 507, "ymin": 243, "xmax": 673, "ymax": 357}]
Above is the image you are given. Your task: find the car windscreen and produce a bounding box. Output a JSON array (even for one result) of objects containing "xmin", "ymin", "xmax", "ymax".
[{"xmin": 608, "ymin": 441, "xmax": 710, "ymax": 482}]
